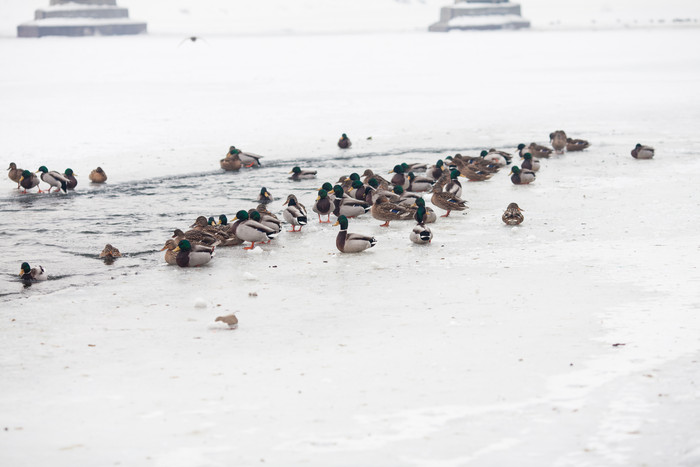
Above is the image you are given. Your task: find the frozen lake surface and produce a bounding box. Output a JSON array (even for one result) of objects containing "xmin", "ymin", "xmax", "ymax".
[{"xmin": 2, "ymin": 27, "xmax": 700, "ymax": 466}]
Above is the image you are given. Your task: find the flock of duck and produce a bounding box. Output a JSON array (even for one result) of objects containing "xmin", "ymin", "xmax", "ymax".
[{"xmin": 9, "ymin": 132, "xmax": 655, "ymax": 281}]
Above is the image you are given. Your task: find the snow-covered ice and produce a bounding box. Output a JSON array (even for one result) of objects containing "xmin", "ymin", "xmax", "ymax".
[{"xmin": 2, "ymin": 1, "xmax": 700, "ymax": 466}]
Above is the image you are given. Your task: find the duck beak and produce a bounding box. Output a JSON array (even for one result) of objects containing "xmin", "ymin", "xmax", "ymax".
[
  {"xmin": 316, "ymin": 196, "xmax": 320, "ymax": 201},
  {"xmin": 333, "ymin": 221, "xmax": 339, "ymax": 226},
  {"xmin": 173, "ymin": 247, "xmax": 181, "ymax": 252},
  {"xmin": 160, "ymin": 246, "xmax": 168, "ymax": 251},
  {"xmin": 18, "ymin": 270, "xmax": 23, "ymax": 276},
  {"xmin": 19, "ymin": 176, "xmax": 24, "ymax": 182},
  {"xmin": 217, "ymin": 220, "xmax": 222, "ymax": 225},
  {"xmin": 265, "ymin": 192, "xmax": 270, "ymax": 197},
  {"xmin": 388, "ymin": 170, "xmax": 394, "ymax": 174}
]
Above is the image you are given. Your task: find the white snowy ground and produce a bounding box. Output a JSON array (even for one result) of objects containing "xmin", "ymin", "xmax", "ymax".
[{"xmin": 2, "ymin": 2, "xmax": 700, "ymax": 466}]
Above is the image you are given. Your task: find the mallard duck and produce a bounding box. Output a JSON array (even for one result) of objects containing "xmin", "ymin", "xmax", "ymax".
[
  {"xmin": 251, "ymin": 208, "xmax": 282, "ymax": 235},
  {"xmin": 63, "ymin": 168, "xmax": 78, "ymax": 190},
  {"xmin": 8, "ymin": 162, "xmax": 23, "ymax": 187},
  {"xmin": 427, "ymin": 159, "xmax": 445, "ymax": 182},
  {"xmin": 480, "ymin": 150, "xmax": 507, "ymax": 167},
  {"xmin": 487, "ymin": 148, "xmax": 513, "ymax": 165},
  {"xmin": 220, "ymin": 154, "xmax": 242, "ymax": 171},
  {"xmin": 289, "ymin": 166, "xmax": 317, "ymax": 181},
  {"xmin": 361, "ymin": 169, "xmax": 390, "ymax": 189},
  {"xmin": 389, "ymin": 164, "xmax": 409, "ymax": 189},
  {"xmin": 411, "ymin": 197, "xmax": 437, "ymax": 224},
  {"xmin": 89, "ymin": 167, "xmax": 107, "ymax": 183},
  {"xmin": 431, "ymin": 173, "xmax": 467, "ymax": 217},
  {"xmin": 502, "ymin": 202, "xmax": 524, "ymax": 225},
  {"xmin": 334, "ymin": 215, "xmax": 376, "ymax": 253},
  {"xmin": 526, "ymin": 143, "xmax": 552, "ymax": 159},
  {"xmin": 346, "ymin": 180, "xmax": 367, "ymax": 200},
  {"xmin": 371, "ymin": 195, "xmax": 414, "ymax": 227},
  {"xmin": 364, "ymin": 179, "xmax": 399, "ymax": 205},
  {"xmin": 392, "ymin": 185, "xmax": 421, "ymax": 206},
  {"xmin": 18, "ymin": 170, "xmax": 41, "ymax": 194},
  {"xmin": 173, "ymin": 239, "xmax": 214, "ymax": 267},
  {"xmin": 19, "ymin": 262, "xmax": 47, "ymax": 282},
  {"xmin": 510, "ymin": 166, "xmax": 536, "ymax": 185},
  {"xmin": 228, "ymin": 146, "xmax": 262, "ymax": 167},
  {"xmin": 521, "ymin": 153, "xmax": 540, "ymax": 172},
  {"xmin": 337, "ymin": 133, "xmax": 352, "ymax": 149},
  {"xmin": 405, "ymin": 162, "xmax": 428, "ymax": 172},
  {"xmin": 444, "ymin": 169, "xmax": 463, "ymax": 198},
  {"xmin": 332, "ymin": 185, "xmax": 370, "ymax": 218},
  {"xmin": 406, "ymin": 172, "xmax": 434, "ymax": 192},
  {"xmin": 99, "ymin": 244, "xmax": 122, "ymax": 259},
  {"xmin": 37, "ymin": 166, "xmax": 68, "ymax": 193},
  {"xmin": 567, "ymin": 138, "xmax": 590, "ymax": 152},
  {"xmin": 215, "ymin": 215, "xmax": 245, "ymax": 245},
  {"xmin": 172, "ymin": 228, "xmax": 219, "ymax": 247},
  {"xmin": 550, "ymin": 130, "xmax": 568, "ymax": 153},
  {"xmin": 232, "ymin": 210, "xmax": 278, "ymax": 249},
  {"xmin": 160, "ymin": 239, "xmax": 179, "ymax": 265},
  {"xmin": 631, "ymin": 143, "xmax": 654, "ymax": 159},
  {"xmin": 410, "ymin": 203, "xmax": 433, "ymax": 245},
  {"xmin": 257, "ymin": 187, "xmax": 273, "ymax": 204},
  {"xmin": 460, "ymin": 166, "xmax": 495, "ymax": 182},
  {"xmin": 283, "ymin": 194, "xmax": 308, "ymax": 232},
  {"xmin": 215, "ymin": 314, "xmax": 238, "ymax": 329},
  {"xmin": 313, "ymin": 189, "xmax": 333, "ymax": 223}
]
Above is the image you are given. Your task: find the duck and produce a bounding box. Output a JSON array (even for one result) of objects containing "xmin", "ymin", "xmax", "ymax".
[
  {"xmin": 410, "ymin": 202, "xmax": 433, "ymax": 245},
  {"xmin": 510, "ymin": 166, "xmax": 536, "ymax": 185},
  {"xmin": 334, "ymin": 215, "xmax": 376, "ymax": 253},
  {"xmin": 567, "ymin": 138, "xmax": 590, "ymax": 152},
  {"xmin": 313, "ymin": 189, "xmax": 333, "ymax": 223},
  {"xmin": 524, "ymin": 143, "xmax": 552, "ymax": 159},
  {"xmin": 371, "ymin": 195, "xmax": 414, "ymax": 227},
  {"xmin": 89, "ymin": 167, "xmax": 108, "ymax": 183},
  {"xmin": 404, "ymin": 162, "xmax": 428, "ymax": 172},
  {"xmin": 283, "ymin": 194, "xmax": 308, "ymax": 232},
  {"xmin": 37, "ymin": 166, "xmax": 68, "ymax": 193},
  {"xmin": 252, "ymin": 207, "xmax": 282, "ymax": 235},
  {"xmin": 257, "ymin": 187, "xmax": 273, "ymax": 205},
  {"xmin": 480, "ymin": 150, "xmax": 508, "ymax": 167},
  {"xmin": 215, "ymin": 314, "xmax": 238, "ymax": 329},
  {"xmin": 361, "ymin": 169, "xmax": 390, "ymax": 189},
  {"xmin": 406, "ymin": 172, "xmax": 434, "ymax": 193},
  {"xmin": 337, "ymin": 133, "xmax": 352, "ymax": 149},
  {"xmin": 172, "ymin": 228, "xmax": 219, "ymax": 247},
  {"xmin": 502, "ymin": 202, "xmax": 524, "ymax": 225},
  {"xmin": 215, "ymin": 215, "xmax": 245, "ymax": 245},
  {"xmin": 63, "ymin": 168, "xmax": 78, "ymax": 190},
  {"xmin": 392, "ymin": 185, "xmax": 421, "ymax": 206},
  {"xmin": 521, "ymin": 153, "xmax": 541, "ymax": 172},
  {"xmin": 231, "ymin": 210, "xmax": 278, "ymax": 249},
  {"xmin": 431, "ymin": 173, "xmax": 468, "ymax": 217},
  {"xmin": 411, "ymin": 197, "xmax": 437, "ymax": 224},
  {"xmin": 18, "ymin": 170, "xmax": 41, "ymax": 194},
  {"xmin": 160, "ymin": 239, "xmax": 179, "ymax": 265},
  {"xmin": 99, "ymin": 244, "xmax": 122, "ymax": 259},
  {"xmin": 228, "ymin": 146, "xmax": 262, "ymax": 167},
  {"xmin": 631, "ymin": 143, "xmax": 654, "ymax": 159},
  {"xmin": 444, "ymin": 169, "xmax": 463, "ymax": 198},
  {"xmin": 173, "ymin": 239, "xmax": 214, "ymax": 267},
  {"xmin": 220, "ymin": 153, "xmax": 242, "ymax": 171},
  {"xmin": 550, "ymin": 130, "xmax": 568, "ymax": 153},
  {"xmin": 332, "ymin": 185, "xmax": 370, "ymax": 218},
  {"xmin": 8, "ymin": 162, "xmax": 23, "ymax": 187},
  {"xmin": 487, "ymin": 148, "xmax": 513, "ymax": 165},
  {"xmin": 289, "ymin": 166, "xmax": 317, "ymax": 181},
  {"xmin": 19, "ymin": 262, "xmax": 47, "ymax": 282},
  {"xmin": 389, "ymin": 164, "xmax": 409, "ymax": 189},
  {"xmin": 427, "ymin": 159, "xmax": 445, "ymax": 182}
]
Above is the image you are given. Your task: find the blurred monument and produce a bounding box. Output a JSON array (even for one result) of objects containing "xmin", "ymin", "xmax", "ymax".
[
  {"xmin": 429, "ymin": 0, "xmax": 530, "ymax": 31},
  {"xmin": 17, "ymin": 0, "xmax": 147, "ymax": 38}
]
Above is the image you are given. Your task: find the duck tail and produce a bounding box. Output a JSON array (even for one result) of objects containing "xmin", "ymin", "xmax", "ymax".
[
  {"xmin": 298, "ymin": 216, "xmax": 308, "ymax": 225},
  {"xmin": 60, "ymin": 180, "xmax": 68, "ymax": 193}
]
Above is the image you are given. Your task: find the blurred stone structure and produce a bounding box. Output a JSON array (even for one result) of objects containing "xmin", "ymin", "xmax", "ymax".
[
  {"xmin": 17, "ymin": 0, "xmax": 147, "ymax": 38},
  {"xmin": 429, "ymin": 0, "xmax": 530, "ymax": 32}
]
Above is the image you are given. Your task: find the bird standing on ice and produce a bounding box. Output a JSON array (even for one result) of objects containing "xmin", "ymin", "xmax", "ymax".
[
  {"xmin": 338, "ymin": 133, "xmax": 351, "ymax": 149},
  {"xmin": 334, "ymin": 215, "xmax": 376, "ymax": 253},
  {"xmin": 502, "ymin": 203, "xmax": 524, "ymax": 225}
]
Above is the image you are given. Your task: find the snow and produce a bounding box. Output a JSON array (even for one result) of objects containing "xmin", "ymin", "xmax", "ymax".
[{"xmin": 2, "ymin": 1, "xmax": 700, "ymax": 466}]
